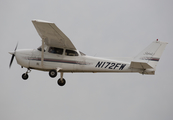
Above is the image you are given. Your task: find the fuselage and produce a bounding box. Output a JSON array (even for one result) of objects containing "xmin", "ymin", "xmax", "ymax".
[{"xmin": 14, "ymin": 46, "xmax": 142, "ymax": 74}]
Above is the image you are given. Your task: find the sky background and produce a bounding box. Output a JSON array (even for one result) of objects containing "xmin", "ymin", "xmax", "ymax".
[{"xmin": 1, "ymin": 0, "xmax": 173, "ymax": 120}]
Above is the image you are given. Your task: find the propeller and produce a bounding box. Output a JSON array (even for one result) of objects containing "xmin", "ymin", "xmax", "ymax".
[{"xmin": 9, "ymin": 43, "xmax": 18, "ymax": 68}]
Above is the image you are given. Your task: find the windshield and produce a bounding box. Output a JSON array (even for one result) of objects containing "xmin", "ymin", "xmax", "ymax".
[{"xmin": 80, "ymin": 51, "xmax": 86, "ymax": 56}]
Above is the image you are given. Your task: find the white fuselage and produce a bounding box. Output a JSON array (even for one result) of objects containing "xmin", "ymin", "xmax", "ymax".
[
  {"xmin": 14, "ymin": 46, "xmax": 142, "ymax": 74},
  {"xmin": 9, "ymin": 19, "xmax": 167, "ymax": 86}
]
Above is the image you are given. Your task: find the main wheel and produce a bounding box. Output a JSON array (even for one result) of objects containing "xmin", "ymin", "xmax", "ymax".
[
  {"xmin": 57, "ymin": 78, "xmax": 66, "ymax": 86},
  {"xmin": 22, "ymin": 73, "xmax": 29, "ymax": 80},
  {"xmin": 49, "ymin": 70, "xmax": 57, "ymax": 78}
]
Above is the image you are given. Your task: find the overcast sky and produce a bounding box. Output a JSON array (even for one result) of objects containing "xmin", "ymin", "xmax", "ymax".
[{"xmin": 1, "ymin": 0, "xmax": 173, "ymax": 120}]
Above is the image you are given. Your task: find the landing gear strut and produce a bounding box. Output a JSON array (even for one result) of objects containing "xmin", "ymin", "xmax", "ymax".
[
  {"xmin": 57, "ymin": 72, "xmax": 66, "ymax": 86},
  {"xmin": 22, "ymin": 69, "xmax": 31, "ymax": 80}
]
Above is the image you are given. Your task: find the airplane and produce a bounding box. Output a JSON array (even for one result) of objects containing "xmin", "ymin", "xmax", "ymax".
[{"xmin": 9, "ymin": 20, "xmax": 168, "ymax": 86}]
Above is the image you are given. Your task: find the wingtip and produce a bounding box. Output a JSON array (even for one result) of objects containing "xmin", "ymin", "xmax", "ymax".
[{"xmin": 32, "ymin": 19, "xmax": 54, "ymax": 24}]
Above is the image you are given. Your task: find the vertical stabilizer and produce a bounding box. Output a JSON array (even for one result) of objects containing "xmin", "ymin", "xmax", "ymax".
[{"xmin": 133, "ymin": 40, "xmax": 168, "ymax": 69}]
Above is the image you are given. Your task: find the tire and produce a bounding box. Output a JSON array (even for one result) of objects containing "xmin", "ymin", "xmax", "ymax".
[
  {"xmin": 57, "ymin": 78, "xmax": 66, "ymax": 86},
  {"xmin": 22, "ymin": 73, "xmax": 29, "ymax": 80},
  {"xmin": 49, "ymin": 70, "xmax": 57, "ymax": 78}
]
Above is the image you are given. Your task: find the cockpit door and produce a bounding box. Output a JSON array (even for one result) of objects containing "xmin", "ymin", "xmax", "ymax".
[
  {"xmin": 29, "ymin": 49, "xmax": 42, "ymax": 69},
  {"xmin": 29, "ymin": 46, "xmax": 47, "ymax": 69}
]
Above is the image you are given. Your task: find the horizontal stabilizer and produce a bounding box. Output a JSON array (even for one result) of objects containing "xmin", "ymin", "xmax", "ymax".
[{"xmin": 130, "ymin": 61, "xmax": 153, "ymax": 69}]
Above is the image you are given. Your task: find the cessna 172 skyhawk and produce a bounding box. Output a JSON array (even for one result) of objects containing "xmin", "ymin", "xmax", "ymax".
[{"xmin": 9, "ymin": 20, "xmax": 168, "ymax": 86}]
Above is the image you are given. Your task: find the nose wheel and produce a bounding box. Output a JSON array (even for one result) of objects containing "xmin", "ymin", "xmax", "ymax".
[
  {"xmin": 22, "ymin": 73, "xmax": 29, "ymax": 80},
  {"xmin": 22, "ymin": 69, "xmax": 31, "ymax": 80}
]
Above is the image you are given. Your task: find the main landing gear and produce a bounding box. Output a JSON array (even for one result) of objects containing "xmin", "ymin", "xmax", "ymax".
[
  {"xmin": 57, "ymin": 72, "xmax": 66, "ymax": 86},
  {"xmin": 49, "ymin": 70, "xmax": 66, "ymax": 86},
  {"xmin": 49, "ymin": 70, "xmax": 57, "ymax": 78}
]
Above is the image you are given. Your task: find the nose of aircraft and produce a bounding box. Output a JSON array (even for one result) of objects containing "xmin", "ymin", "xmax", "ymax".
[
  {"xmin": 9, "ymin": 51, "xmax": 15, "ymax": 55},
  {"xmin": 14, "ymin": 49, "xmax": 33, "ymax": 68}
]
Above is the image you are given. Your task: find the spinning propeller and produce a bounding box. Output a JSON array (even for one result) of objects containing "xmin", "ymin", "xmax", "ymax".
[{"xmin": 9, "ymin": 43, "xmax": 18, "ymax": 68}]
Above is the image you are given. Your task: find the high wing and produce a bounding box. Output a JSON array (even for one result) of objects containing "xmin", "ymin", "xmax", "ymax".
[{"xmin": 32, "ymin": 20, "xmax": 76, "ymax": 50}]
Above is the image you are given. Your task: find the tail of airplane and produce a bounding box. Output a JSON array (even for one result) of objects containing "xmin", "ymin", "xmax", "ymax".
[{"xmin": 130, "ymin": 39, "xmax": 168, "ymax": 75}]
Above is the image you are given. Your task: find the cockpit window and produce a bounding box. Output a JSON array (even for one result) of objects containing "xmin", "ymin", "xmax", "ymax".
[
  {"xmin": 37, "ymin": 46, "xmax": 45, "ymax": 52},
  {"xmin": 80, "ymin": 51, "xmax": 86, "ymax": 56},
  {"xmin": 65, "ymin": 50, "xmax": 78, "ymax": 56},
  {"xmin": 48, "ymin": 47, "xmax": 63, "ymax": 55}
]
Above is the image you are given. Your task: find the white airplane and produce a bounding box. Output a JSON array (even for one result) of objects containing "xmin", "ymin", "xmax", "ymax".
[{"xmin": 9, "ymin": 20, "xmax": 168, "ymax": 86}]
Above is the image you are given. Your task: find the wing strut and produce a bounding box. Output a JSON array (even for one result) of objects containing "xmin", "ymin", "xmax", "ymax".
[{"xmin": 41, "ymin": 39, "xmax": 44, "ymax": 67}]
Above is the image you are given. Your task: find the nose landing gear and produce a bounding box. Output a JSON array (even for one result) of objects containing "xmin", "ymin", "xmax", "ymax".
[
  {"xmin": 22, "ymin": 73, "xmax": 29, "ymax": 80},
  {"xmin": 22, "ymin": 69, "xmax": 31, "ymax": 80}
]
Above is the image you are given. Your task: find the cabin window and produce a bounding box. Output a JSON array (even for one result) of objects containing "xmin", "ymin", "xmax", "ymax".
[
  {"xmin": 65, "ymin": 50, "xmax": 78, "ymax": 56},
  {"xmin": 48, "ymin": 47, "xmax": 63, "ymax": 55}
]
